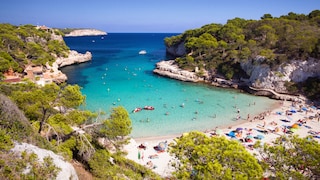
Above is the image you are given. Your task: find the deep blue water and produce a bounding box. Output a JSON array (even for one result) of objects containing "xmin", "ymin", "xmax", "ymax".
[{"xmin": 61, "ymin": 33, "xmax": 276, "ymax": 138}]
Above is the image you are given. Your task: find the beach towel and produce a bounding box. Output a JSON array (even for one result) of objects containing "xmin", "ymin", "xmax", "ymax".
[
  {"xmin": 304, "ymin": 125, "xmax": 312, "ymax": 129},
  {"xmin": 226, "ymin": 131, "xmax": 236, "ymax": 138}
]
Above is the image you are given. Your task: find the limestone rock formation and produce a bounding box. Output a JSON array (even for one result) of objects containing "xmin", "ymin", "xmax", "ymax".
[
  {"xmin": 153, "ymin": 60, "xmax": 201, "ymax": 82},
  {"xmin": 11, "ymin": 142, "xmax": 78, "ymax": 180},
  {"xmin": 241, "ymin": 56, "xmax": 320, "ymax": 93},
  {"xmin": 45, "ymin": 50, "xmax": 92, "ymax": 83},
  {"xmin": 65, "ymin": 29, "xmax": 107, "ymax": 37},
  {"xmin": 55, "ymin": 50, "xmax": 92, "ymax": 68}
]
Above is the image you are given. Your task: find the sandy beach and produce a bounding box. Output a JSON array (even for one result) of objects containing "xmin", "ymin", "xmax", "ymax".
[{"xmin": 123, "ymin": 99, "xmax": 320, "ymax": 177}]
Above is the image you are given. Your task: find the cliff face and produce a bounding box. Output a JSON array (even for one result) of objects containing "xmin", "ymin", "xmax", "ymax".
[
  {"xmin": 241, "ymin": 57, "xmax": 320, "ymax": 93},
  {"xmin": 45, "ymin": 50, "xmax": 92, "ymax": 82},
  {"xmin": 11, "ymin": 143, "xmax": 78, "ymax": 180},
  {"xmin": 55, "ymin": 50, "xmax": 92, "ymax": 68},
  {"xmin": 166, "ymin": 41, "xmax": 186, "ymax": 57},
  {"xmin": 65, "ymin": 29, "xmax": 107, "ymax": 37}
]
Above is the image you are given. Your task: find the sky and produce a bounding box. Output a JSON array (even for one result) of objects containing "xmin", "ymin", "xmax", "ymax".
[{"xmin": 0, "ymin": 0, "xmax": 319, "ymax": 33}]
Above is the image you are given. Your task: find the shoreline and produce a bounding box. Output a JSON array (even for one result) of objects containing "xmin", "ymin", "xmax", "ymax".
[
  {"xmin": 153, "ymin": 60, "xmax": 307, "ymax": 102},
  {"xmin": 131, "ymin": 98, "xmax": 281, "ymax": 140},
  {"xmin": 124, "ymin": 98, "xmax": 320, "ymax": 177}
]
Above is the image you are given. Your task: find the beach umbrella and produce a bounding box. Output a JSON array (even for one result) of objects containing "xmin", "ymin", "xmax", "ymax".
[
  {"xmin": 236, "ymin": 127, "xmax": 243, "ymax": 131},
  {"xmin": 227, "ymin": 131, "xmax": 236, "ymax": 138},
  {"xmin": 291, "ymin": 124, "xmax": 299, "ymax": 129},
  {"xmin": 290, "ymin": 109, "xmax": 297, "ymax": 113},
  {"xmin": 256, "ymin": 134, "xmax": 264, "ymax": 140},
  {"xmin": 158, "ymin": 142, "xmax": 167, "ymax": 151}
]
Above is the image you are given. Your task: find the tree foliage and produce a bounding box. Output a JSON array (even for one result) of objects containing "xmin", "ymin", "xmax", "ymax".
[
  {"xmin": 0, "ymin": 151, "xmax": 61, "ymax": 180},
  {"xmin": 99, "ymin": 106, "xmax": 132, "ymax": 140},
  {"xmin": 254, "ymin": 135, "xmax": 320, "ymax": 179},
  {"xmin": 165, "ymin": 10, "xmax": 320, "ymax": 88},
  {"xmin": 0, "ymin": 23, "xmax": 69, "ymax": 73},
  {"xmin": 9, "ymin": 83, "xmax": 85, "ymax": 134},
  {"xmin": 170, "ymin": 131, "xmax": 263, "ymax": 179},
  {"xmin": 0, "ymin": 82, "xmax": 153, "ymax": 179}
]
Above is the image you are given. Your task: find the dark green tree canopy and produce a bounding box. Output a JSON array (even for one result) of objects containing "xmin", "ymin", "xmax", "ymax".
[
  {"xmin": 169, "ymin": 131, "xmax": 263, "ymax": 179},
  {"xmin": 254, "ymin": 135, "xmax": 320, "ymax": 179},
  {"xmin": 0, "ymin": 24, "xmax": 69, "ymax": 73},
  {"xmin": 165, "ymin": 10, "xmax": 320, "ymax": 78}
]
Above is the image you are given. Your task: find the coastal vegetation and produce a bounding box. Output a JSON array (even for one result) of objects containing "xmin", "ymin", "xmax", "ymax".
[
  {"xmin": 164, "ymin": 10, "xmax": 320, "ymax": 101},
  {"xmin": 0, "ymin": 24, "xmax": 69, "ymax": 77},
  {"xmin": 0, "ymin": 82, "xmax": 161, "ymax": 179},
  {"xmin": 0, "ymin": 14, "xmax": 319, "ymax": 179},
  {"xmin": 169, "ymin": 131, "xmax": 320, "ymax": 179},
  {"xmin": 170, "ymin": 131, "xmax": 263, "ymax": 179}
]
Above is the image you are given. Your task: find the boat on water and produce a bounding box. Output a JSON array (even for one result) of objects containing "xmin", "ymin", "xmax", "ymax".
[
  {"xmin": 144, "ymin": 106, "xmax": 155, "ymax": 110},
  {"xmin": 139, "ymin": 50, "xmax": 147, "ymax": 55},
  {"xmin": 132, "ymin": 107, "xmax": 142, "ymax": 113}
]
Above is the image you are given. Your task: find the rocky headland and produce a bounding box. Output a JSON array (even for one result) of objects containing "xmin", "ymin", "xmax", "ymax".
[
  {"xmin": 45, "ymin": 50, "xmax": 92, "ymax": 83},
  {"xmin": 154, "ymin": 56, "xmax": 320, "ymax": 101},
  {"xmin": 65, "ymin": 29, "xmax": 107, "ymax": 37},
  {"xmin": 153, "ymin": 60, "xmax": 202, "ymax": 82}
]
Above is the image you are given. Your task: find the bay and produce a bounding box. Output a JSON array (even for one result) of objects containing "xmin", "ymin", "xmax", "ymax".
[{"xmin": 61, "ymin": 33, "xmax": 277, "ymax": 138}]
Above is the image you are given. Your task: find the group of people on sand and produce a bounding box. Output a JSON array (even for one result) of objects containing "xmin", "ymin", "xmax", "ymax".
[
  {"xmin": 136, "ymin": 141, "xmax": 169, "ymax": 170},
  {"xmin": 250, "ymin": 110, "xmax": 272, "ymax": 122}
]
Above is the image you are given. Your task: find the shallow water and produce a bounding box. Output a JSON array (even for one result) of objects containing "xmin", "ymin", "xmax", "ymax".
[{"xmin": 62, "ymin": 33, "xmax": 277, "ymax": 138}]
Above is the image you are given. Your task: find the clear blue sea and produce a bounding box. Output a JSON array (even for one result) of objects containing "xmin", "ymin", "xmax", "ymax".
[{"xmin": 61, "ymin": 33, "xmax": 277, "ymax": 138}]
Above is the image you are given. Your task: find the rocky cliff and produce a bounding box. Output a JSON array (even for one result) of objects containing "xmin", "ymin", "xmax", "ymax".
[
  {"xmin": 45, "ymin": 50, "xmax": 92, "ymax": 82},
  {"xmin": 55, "ymin": 50, "xmax": 92, "ymax": 68},
  {"xmin": 11, "ymin": 142, "xmax": 78, "ymax": 180},
  {"xmin": 153, "ymin": 60, "xmax": 202, "ymax": 82},
  {"xmin": 65, "ymin": 29, "xmax": 107, "ymax": 37},
  {"xmin": 241, "ymin": 56, "xmax": 320, "ymax": 93}
]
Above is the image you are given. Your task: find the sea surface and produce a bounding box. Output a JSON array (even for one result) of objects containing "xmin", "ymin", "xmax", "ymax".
[{"xmin": 61, "ymin": 33, "xmax": 277, "ymax": 138}]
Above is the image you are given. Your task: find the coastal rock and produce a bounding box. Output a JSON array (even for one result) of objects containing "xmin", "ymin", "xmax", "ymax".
[
  {"xmin": 241, "ymin": 57, "xmax": 320, "ymax": 93},
  {"xmin": 166, "ymin": 41, "xmax": 186, "ymax": 57},
  {"xmin": 46, "ymin": 50, "xmax": 92, "ymax": 83},
  {"xmin": 65, "ymin": 29, "xmax": 107, "ymax": 37},
  {"xmin": 153, "ymin": 60, "xmax": 201, "ymax": 82},
  {"xmin": 55, "ymin": 50, "xmax": 92, "ymax": 68},
  {"xmin": 11, "ymin": 142, "xmax": 78, "ymax": 180}
]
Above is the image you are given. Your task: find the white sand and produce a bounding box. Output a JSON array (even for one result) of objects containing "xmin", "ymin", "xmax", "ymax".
[{"xmin": 123, "ymin": 100, "xmax": 320, "ymax": 177}]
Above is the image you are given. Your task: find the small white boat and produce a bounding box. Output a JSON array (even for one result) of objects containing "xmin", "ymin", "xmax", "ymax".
[{"xmin": 139, "ymin": 50, "xmax": 147, "ymax": 55}]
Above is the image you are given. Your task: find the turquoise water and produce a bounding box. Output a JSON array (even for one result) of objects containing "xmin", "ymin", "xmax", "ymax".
[{"xmin": 62, "ymin": 33, "xmax": 277, "ymax": 138}]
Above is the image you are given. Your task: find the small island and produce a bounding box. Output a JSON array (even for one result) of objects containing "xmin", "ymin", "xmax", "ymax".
[{"xmin": 64, "ymin": 29, "xmax": 107, "ymax": 37}]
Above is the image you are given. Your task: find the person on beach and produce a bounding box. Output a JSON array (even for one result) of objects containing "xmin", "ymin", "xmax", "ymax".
[
  {"xmin": 247, "ymin": 114, "xmax": 250, "ymax": 121},
  {"xmin": 141, "ymin": 151, "xmax": 144, "ymax": 161}
]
